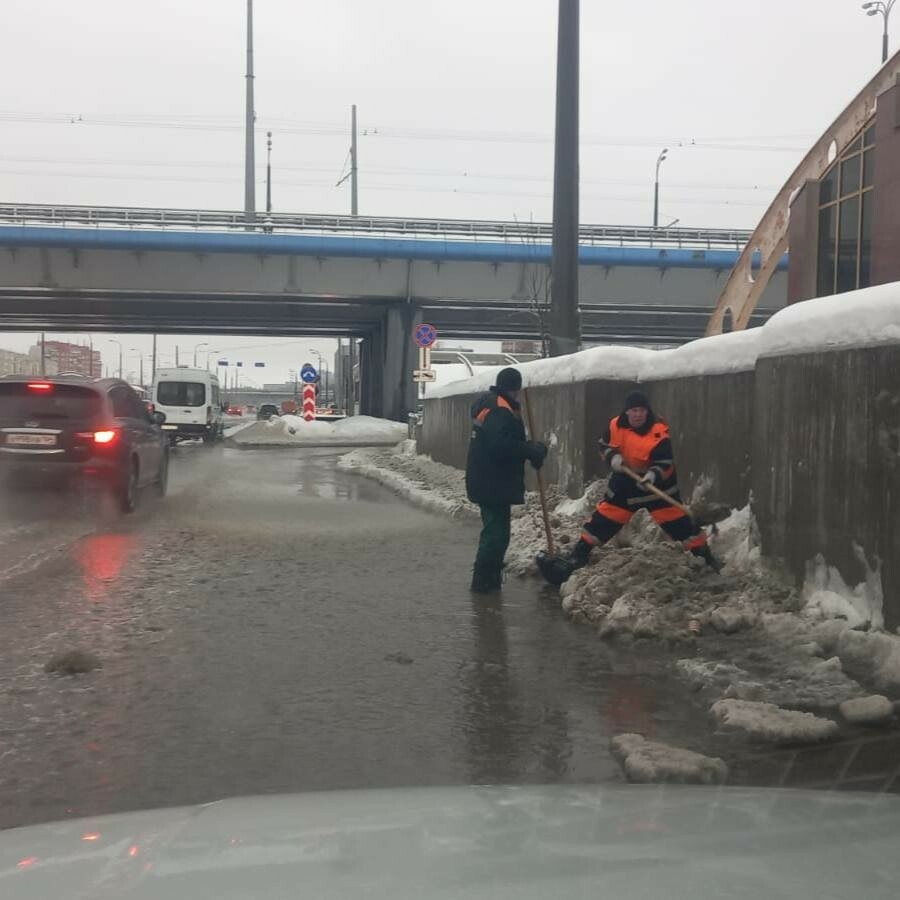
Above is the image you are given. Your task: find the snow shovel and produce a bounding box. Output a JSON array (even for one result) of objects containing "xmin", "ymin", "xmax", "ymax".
[
  {"xmin": 618, "ymin": 462, "xmax": 725, "ymax": 539},
  {"xmin": 619, "ymin": 463, "xmax": 693, "ymax": 517},
  {"xmin": 522, "ymin": 389, "xmax": 555, "ymax": 556}
]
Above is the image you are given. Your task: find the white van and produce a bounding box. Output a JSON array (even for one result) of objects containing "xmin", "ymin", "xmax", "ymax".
[{"xmin": 152, "ymin": 367, "xmax": 224, "ymax": 445}]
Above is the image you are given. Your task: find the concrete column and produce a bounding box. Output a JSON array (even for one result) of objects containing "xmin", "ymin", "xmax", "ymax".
[
  {"xmin": 380, "ymin": 305, "xmax": 421, "ymax": 422},
  {"xmin": 358, "ymin": 332, "xmax": 380, "ymax": 417}
]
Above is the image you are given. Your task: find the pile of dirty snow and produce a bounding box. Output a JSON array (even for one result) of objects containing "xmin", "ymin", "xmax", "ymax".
[
  {"xmin": 609, "ymin": 733, "xmax": 728, "ymax": 785},
  {"xmin": 231, "ymin": 414, "xmax": 407, "ymax": 447},
  {"xmin": 559, "ymin": 505, "xmax": 798, "ymax": 642},
  {"xmin": 337, "ymin": 442, "xmax": 477, "ymax": 519},
  {"xmin": 710, "ymin": 699, "xmax": 839, "ymax": 744}
]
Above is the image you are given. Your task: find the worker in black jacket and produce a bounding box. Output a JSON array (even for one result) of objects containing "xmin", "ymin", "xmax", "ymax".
[{"xmin": 465, "ymin": 367, "xmax": 547, "ymax": 594}]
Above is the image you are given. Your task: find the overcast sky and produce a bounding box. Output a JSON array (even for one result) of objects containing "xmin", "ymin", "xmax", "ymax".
[{"xmin": 0, "ymin": 0, "xmax": 892, "ymax": 379}]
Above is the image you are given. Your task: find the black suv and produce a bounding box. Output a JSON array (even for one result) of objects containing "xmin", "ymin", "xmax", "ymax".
[
  {"xmin": 257, "ymin": 403, "xmax": 280, "ymax": 421},
  {"xmin": 0, "ymin": 376, "xmax": 169, "ymax": 512}
]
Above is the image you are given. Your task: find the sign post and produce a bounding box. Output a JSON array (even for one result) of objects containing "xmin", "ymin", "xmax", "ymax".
[
  {"xmin": 413, "ymin": 324, "xmax": 438, "ymax": 389},
  {"xmin": 300, "ymin": 363, "xmax": 318, "ymax": 422}
]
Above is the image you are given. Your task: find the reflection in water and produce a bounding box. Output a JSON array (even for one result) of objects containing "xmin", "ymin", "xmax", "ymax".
[
  {"xmin": 76, "ymin": 533, "xmax": 136, "ymax": 603},
  {"xmin": 603, "ymin": 682, "xmax": 659, "ymax": 739},
  {"xmin": 462, "ymin": 599, "xmax": 573, "ymax": 783},
  {"xmin": 463, "ymin": 599, "xmax": 521, "ymax": 783}
]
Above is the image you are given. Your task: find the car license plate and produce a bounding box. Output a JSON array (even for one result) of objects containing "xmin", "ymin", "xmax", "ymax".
[
  {"xmin": 6, "ymin": 433, "xmax": 57, "ymax": 447},
  {"xmin": 161, "ymin": 424, "xmax": 177, "ymax": 430}
]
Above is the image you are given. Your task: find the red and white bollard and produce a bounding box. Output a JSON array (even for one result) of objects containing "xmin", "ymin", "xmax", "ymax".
[{"xmin": 303, "ymin": 384, "xmax": 316, "ymax": 422}]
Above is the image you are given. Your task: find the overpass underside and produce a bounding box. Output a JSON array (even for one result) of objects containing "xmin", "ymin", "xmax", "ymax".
[{"xmin": 0, "ymin": 235, "xmax": 786, "ymax": 420}]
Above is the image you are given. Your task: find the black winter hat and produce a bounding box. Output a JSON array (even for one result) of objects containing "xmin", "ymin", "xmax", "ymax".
[
  {"xmin": 495, "ymin": 367, "xmax": 523, "ymax": 392},
  {"xmin": 624, "ymin": 390, "xmax": 650, "ymax": 410}
]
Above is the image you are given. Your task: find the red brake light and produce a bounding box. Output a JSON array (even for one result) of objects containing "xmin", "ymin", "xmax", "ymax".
[
  {"xmin": 93, "ymin": 430, "xmax": 118, "ymax": 444},
  {"xmin": 27, "ymin": 382, "xmax": 53, "ymax": 392}
]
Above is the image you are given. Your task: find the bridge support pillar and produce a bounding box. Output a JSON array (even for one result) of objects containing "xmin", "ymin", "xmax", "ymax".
[
  {"xmin": 381, "ymin": 305, "xmax": 420, "ymax": 422},
  {"xmin": 358, "ymin": 330, "xmax": 381, "ymax": 418},
  {"xmin": 358, "ymin": 306, "xmax": 420, "ymax": 422}
]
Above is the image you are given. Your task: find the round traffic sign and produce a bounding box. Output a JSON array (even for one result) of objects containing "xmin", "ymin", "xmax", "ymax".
[
  {"xmin": 414, "ymin": 323, "xmax": 438, "ymax": 348},
  {"xmin": 300, "ymin": 363, "xmax": 318, "ymax": 384}
]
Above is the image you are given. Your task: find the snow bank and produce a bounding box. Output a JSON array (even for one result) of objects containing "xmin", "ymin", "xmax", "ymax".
[
  {"xmin": 609, "ymin": 733, "xmax": 728, "ymax": 785},
  {"xmin": 835, "ymin": 629, "xmax": 900, "ymax": 693},
  {"xmin": 676, "ymin": 649, "xmax": 863, "ymax": 711},
  {"xmin": 427, "ymin": 346, "xmax": 650, "ymax": 399},
  {"xmin": 428, "ymin": 283, "xmax": 900, "ymax": 400},
  {"xmin": 232, "ymin": 415, "xmax": 407, "ymax": 447},
  {"xmin": 710, "ymin": 699, "xmax": 839, "ymax": 744},
  {"xmin": 337, "ymin": 445, "xmax": 477, "ymax": 520},
  {"xmin": 759, "ymin": 283, "xmax": 900, "ymax": 358},
  {"xmin": 802, "ymin": 545, "xmax": 884, "ymax": 631}
]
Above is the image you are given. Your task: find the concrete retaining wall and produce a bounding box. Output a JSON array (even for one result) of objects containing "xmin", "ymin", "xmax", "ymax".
[
  {"xmin": 752, "ymin": 347, "xmax": 900, "ymax": 621},
  {"xmin": 421, "ymin": 344, "xmax": 899, "ymax": 629}
]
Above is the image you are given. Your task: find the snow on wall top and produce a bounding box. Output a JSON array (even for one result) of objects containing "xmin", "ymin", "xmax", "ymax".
[
  {"xmin": 758, "ymin": 284, "xmax": 900, "ymax": 358},
  {"xmin": 427, "ymin": 282, "xmax": 900, "ymax": 399}
]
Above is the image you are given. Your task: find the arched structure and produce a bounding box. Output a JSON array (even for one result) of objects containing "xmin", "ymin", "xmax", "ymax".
[{"xmin": 707, "ymin": 50, "xmax": 900, "ymax": 335}]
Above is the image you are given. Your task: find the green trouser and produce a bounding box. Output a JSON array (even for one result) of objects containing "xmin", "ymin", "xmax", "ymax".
[{"xmin": 474, "ymin": 504, "xmax": 512, "ymax": 577}]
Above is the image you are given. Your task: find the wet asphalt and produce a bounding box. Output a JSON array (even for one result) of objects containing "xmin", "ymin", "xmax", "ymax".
[{"xmin": 0, "ymin": 443, "xmax": 897, "ymax": 830}]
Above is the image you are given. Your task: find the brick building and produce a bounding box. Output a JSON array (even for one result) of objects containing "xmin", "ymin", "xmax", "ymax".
[{"xmin": 28, "ymin": 341, "xmax": 101, "ymax": 377}]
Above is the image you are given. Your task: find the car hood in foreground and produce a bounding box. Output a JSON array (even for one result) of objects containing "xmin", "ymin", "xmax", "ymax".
[{"xmin": 1, "ymin": 784, "xmax": 898, "ymax": 899}]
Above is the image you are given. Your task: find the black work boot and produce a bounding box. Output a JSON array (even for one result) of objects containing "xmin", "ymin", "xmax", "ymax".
[
  {"xmin": 470, "ymin": 564, "xmax": 501, "ymax": 594},
  {"xmin": 536, "ymin": 539, "xmax": 594, "ymax": 587},
  {"xmin": 691, "ymin": 545, "xmax": 722, "ymax": 573}
]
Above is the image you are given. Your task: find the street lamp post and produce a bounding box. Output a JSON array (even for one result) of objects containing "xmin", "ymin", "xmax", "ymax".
[
  {"xmin": 193, "ymin": 342, "xmax": 209, "ymax": 368},
  {"xmin": 107, "ymin": 339, "xmax": 123, "ymax": 380},
  {"xmin": 129, "ymin": 349, "xmax": 145, "ymax": 387},
  {"xmin": 653, "ymin": 148, "xmax": 668, "ymax": 228},
  {"xmin": 206, "ymin": 348, "xmax": 221, "ymax": 372},
  {"xmin": 862, "ymin": 1, "xmax": 896, "ymax": 63}
]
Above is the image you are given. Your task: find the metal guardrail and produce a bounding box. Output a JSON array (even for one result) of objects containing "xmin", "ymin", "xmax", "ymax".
[{"xmin": 0, "ymin": 203, "xmax": 753, "ymax": 251}]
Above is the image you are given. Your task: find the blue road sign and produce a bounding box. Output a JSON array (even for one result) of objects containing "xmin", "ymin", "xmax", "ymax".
[
  {"xmin": 217, "ymin": 359, "xmax": 228, "ymax": 366},
  {"xmin": 300, "ymin": 363, "xmax": 318, "ymax": 384},
  {"xmin": 414, "ymin": 323, "xmax": 438, "ymax": 348},
  {"xmin": 236, "ymin": 361, "xmax": 243, "ymax": 368},
  {"xmin": 254, "ymin": 362, "xmax": 265, "ymax": 368}
]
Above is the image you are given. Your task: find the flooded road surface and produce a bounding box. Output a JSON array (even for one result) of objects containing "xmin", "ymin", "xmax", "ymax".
[{"xmin": 0, "ymin": 445, "xmax": 891, "ymax": 830}]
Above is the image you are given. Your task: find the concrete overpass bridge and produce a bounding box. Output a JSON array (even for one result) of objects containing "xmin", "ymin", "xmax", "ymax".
[{"xmin": 0, "ymin": 203, "xmax": 788, "ymax": 418}]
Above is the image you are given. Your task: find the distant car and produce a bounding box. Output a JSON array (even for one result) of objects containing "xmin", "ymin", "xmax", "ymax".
[
  {"xmin": 257, "ymin": 403, "xmax": 280, "ymax": 421},
  {"xmin": 227, "ymin": 405, "xmax": 243, "ymax": 416},
  {"xmin": 0, "ymin": 376, "xmax": 169, "ymax": 512}
]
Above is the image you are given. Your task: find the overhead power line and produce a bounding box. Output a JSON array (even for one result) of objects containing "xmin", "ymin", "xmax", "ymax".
[{"xmin": 0, "ymin": 110, "xmax": 810, "ymax": 153}]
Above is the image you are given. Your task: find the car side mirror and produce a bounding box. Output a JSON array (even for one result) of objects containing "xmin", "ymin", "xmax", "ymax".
[
  {"xmin": 151, "ymin": 411, "xmax": 167, "ymax": 426},
  {"xmin": 221, "ymin": 403, "xmax": 228, "ymax": 412}
]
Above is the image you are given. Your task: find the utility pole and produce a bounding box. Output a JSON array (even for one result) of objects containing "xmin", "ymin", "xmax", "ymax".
[
  {"xmin": 40, "ymin": 332, "xmax": 46, "ymax": 376},
  {"xmin": 244, "ymin": 0, "xmax": 256, "ymax": 226},
  {"xmin": 151, "ymin": 334, "xmax": 157, "ymax": 383},
  {"xmin": 175, "ymin": 345, "xmax": 180, "ymax": 367},
  {"xmin": 351, "ymin": 104, "xmax": 359, "ymax": 216},
  {"xmin": 266, "ymin": 131, "xmax": 273, "ymax": 214},
  {"xmin": 548, "ymin": 0, "xmax": 580, "ymax": 358}
]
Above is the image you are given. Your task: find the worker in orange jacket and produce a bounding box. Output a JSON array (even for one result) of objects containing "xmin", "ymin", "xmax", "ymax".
[{"xmin": 538, "ymin": 390, "xmax": 719, "ymax": 585}]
